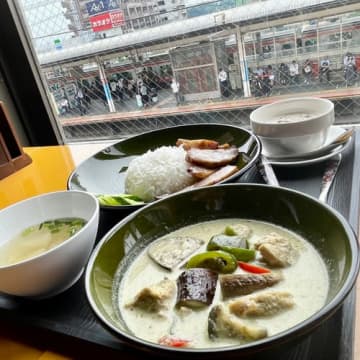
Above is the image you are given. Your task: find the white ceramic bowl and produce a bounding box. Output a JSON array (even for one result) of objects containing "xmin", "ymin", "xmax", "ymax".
[
  {"xmin": 250, "ymin": 97, "xmax": 335, "ymax": 157},
  {"xmin": 0, "ymin": 190, "xmax": 99, "ymax": 299}
]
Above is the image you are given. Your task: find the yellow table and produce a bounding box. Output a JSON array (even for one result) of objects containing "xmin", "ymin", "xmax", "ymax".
[
  {"xmin": 0, "ymin": 146, "xmax": 75, "ymax": 209},
  {"xmin": 0, "ymin": 144, "xmax": 138, "ymax": 360},
  {"xmin": 0, "ymin": 146, "xmax": 75, "ymax": 359}
]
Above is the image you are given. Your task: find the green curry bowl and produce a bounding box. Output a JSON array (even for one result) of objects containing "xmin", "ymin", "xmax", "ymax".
[{"xmin": 85, "ymin": 184, "xmax": 359, "ymax": 358}]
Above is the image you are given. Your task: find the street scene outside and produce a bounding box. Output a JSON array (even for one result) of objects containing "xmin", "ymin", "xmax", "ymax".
[{"xmin": 18, "ymin": 0, "xmax": 360, "ymax": 141}]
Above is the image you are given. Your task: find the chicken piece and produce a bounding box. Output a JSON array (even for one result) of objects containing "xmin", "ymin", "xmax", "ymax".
[
  {"xmin": 255, "ymin": 232, "xmax": 298, "ymax": 267},
  {"xmin": 127, "ymin": 278, "xmax": 176, "ymax": 312},
  {"xmin": 176, "ymin": 138, "xmax": 219, "ymax": 150},
  {"xmin": 208, "ymin": 304, "xmax": 267, "ymax": 341},
  {"xmin": 187, "ymin": 165, "xmax": 217, "ymax": 180},
  {"xmin": 229, "ymin": 291, "xmax": 294, "ymax": 317},
  {"xmin": 220, "ymin": 272, "xmax": 283, "ymax": 299},
  {"xmin": 187, "ymin": 165, "xmax": 239, "ymax": 189},
  {"xmin": 186, "ymin": 146, "xmax": 239, "ymax": 168}
]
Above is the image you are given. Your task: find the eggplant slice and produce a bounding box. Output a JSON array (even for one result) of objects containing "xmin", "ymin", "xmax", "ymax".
[
  {"xmin": 176, "ymin": 268, "xmax": 218, "ymax": 308},
  {"xmin": 148, "ymin": 236, "xmax": 204, "ymax": 270}
]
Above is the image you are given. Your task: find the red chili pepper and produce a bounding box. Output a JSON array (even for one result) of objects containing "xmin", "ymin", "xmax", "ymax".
[
  {"xmin": 238, "ymin": 261, "xmax": 271, "ymax": 274},
  {"xmin": 158, "ymin": 335, "xmax": 191, "ymax": 348}
]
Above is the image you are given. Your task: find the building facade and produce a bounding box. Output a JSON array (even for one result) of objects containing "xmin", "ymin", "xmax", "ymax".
[{"xmin": 61, "ymin": 0, "xmax": 162, "ymax": 38}]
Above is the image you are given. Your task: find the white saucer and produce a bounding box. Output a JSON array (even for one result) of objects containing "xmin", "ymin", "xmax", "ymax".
[{"xmin": 265, "ymin": 126, "xmax": 352, "ymax": 167}]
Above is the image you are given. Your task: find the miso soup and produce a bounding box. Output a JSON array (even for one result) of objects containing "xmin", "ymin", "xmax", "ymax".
[{"xmin": 0, "ymin": 217, "xmax": 86, "ymax": 266}]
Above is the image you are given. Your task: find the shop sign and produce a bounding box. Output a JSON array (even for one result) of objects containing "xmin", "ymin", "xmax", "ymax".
[{"xmin": 90, "ymin": 10, "xmax": 124, "ymax": 32}]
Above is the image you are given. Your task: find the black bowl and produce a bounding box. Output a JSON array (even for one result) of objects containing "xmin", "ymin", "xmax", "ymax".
[
  {"xmin": 85, "ymin": 184, "xmax": 359, "ymax": 359},
  {"xmin": 67, "ymin": 124, "xmax": 261, "ymax": 229}
]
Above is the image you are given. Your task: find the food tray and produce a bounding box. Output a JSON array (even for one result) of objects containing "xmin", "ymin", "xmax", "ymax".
[{"xmin": 0, "ymin": 132, "xmax": 359, "ymax": 360}]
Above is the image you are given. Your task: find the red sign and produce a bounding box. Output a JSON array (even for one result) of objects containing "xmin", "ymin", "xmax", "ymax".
[
  {"xmin": 110, "ymin": 10, "xmax": 125, "ymax": 27},
  {"xmin": 90, "ymin": 13, "xmax": 112, "ymax": 32},
  {"xmin": 90, "ymin": 10, "xmax": 124, "ymax": 32}
]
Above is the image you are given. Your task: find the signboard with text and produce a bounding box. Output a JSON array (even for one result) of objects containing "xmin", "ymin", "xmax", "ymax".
[
  {"xmin": 90, "ymin": 10, "xmax": 124, "ymax": 32},
  {"xmin": 109, "ymin": 10, "xmax": 125, "ymax": 27},
  {"xmin": 86, "ymin": 0, "xmax": 120, "ymax": 16}
]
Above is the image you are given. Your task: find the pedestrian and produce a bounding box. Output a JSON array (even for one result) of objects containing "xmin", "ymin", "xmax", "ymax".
[
  {"xmin": 343, "ymin": 52, "xmax": 357, "ymax": 86},
  {"xmin": 303, "ymin": 59, "xmax": 312, "ymax": 85},
  {"xmin": 264, "ymin": 65, "xmax": 274, "ymax": 96},
  {"xmin": 218, "ymin": 68, "xmax": 229, "ymax": 97},
  {"xmin": 74, "ymin": 86, "xmax": 86, "ymax": 115},
  {"xmin": 136, "ymin": 77, "xmax": 143, "ymax": 95},
  {"xmin": 279, "ymin": 63, "xmax": 289, "ymax": 85},
  {"xmin": 289, "ymin": 60, "xmax": 299, "ymax": 84},
  {"xmin": 83, "ymin": 86, "xmax": 91, "ymax": 109},
  {"xmin": 128, "ymin": 79, "xmax": 134, "ymax": 98},
  {"xmin": 122, "ymin": 78, "xmax": 129, "ymax": 99},
  {"xmin": 59, "ymin": 97, "xmax": 69, "ymax": 115},
  {"xmin": 117, "ymin": 77, "xmax": 124, "ymax": 100},
  {"xmin": 110, "ymin": 78, "xmax": 117, "ymax": 100},
  {"xmin": 319, "ymin": 58, "xmax": 331, "ymax": 83},
  {"xmin": 171, "ymin": 77, "xmax": 181, "ymax": 105},
  {"xmin": 140, "ymin": 82, "xmax": 149, "ymax": 108}
]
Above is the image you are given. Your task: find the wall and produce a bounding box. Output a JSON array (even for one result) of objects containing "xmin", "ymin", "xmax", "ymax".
[{"xmin": 0, "ymin": 71, "xmax": 28, "ymax": 147}]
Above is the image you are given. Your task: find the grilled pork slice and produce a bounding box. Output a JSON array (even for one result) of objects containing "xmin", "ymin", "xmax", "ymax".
[
  {"xmin": 208, "ymin": 304, "xmax": 267, "ymax": 341},
  {"xmin": 187, "ymin": 165, "xmax": 217, "ymax": 180},
  {"xmin": 186, "ymin": 146, "xmax": 239, "ymax": 168},
  {"xmin": 176, "ymin": 138, "xmax": 219, "ymax": 150},
  {"xmin": 127, "ymin": 278, "xmax": 176, "ymax": 312},
  {"xmin": 176, "ymin": 268, "xmax": 218, "ymax": 308},
  {"xmin": 188, "ymin": 165, "xmax": 238, "ymax": 188},
  {"xmin": 255, "ymin": 232, "xmax": 299, "ymax": 267},
  {"xmin": 229, "ymin": 291, "xmax": 294, "ymax": 317},
  {"xmin": 220, "ymin": 272, "xmax": 283, "ymax": 299}
]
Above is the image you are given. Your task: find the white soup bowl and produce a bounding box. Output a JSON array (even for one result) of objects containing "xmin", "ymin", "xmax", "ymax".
[
  {"xmin": 0, "ymin": 190, "xmax": 99, "ymax": 298},
  {"xmin": 250, "ymin": 97, "xmax": 335, "ymax": 157}
]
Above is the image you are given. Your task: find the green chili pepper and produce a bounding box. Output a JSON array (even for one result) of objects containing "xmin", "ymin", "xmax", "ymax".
[
  {"xmin": 207, "ymin": 234, "xmax": 255, "ymax": 262},
  {"xmin": 186, "ymin": 250, "xmax": 237, "ymax": 274},
  {"xmin": 217, "ymin": 246, "xmax": 255, "ymax": 262}
]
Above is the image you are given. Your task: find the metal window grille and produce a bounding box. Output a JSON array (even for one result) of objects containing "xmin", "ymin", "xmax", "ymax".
[{"xmin": 15, "ymin": 0, "xmax": 360, "ymax": 142}]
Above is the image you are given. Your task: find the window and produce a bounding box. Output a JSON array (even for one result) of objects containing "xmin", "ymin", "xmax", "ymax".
[{"xmin": 3, "ymin": 1, "xmax": 360, "ymax": 144}]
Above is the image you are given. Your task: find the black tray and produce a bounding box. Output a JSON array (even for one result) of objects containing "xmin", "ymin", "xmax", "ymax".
[{"xmin": 0, "ymin": 132, "xmax": 359, "ymax": 360}]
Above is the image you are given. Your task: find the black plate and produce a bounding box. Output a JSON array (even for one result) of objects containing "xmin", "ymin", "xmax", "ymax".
[{"xmin": 67, "ymin": 124, "xmax": 261, "ymax": 214}]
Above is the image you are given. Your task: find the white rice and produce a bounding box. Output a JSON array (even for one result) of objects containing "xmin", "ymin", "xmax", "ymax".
[{"xmin": 125, "ymin": 146, "xmax": 194, "ymax": 202}]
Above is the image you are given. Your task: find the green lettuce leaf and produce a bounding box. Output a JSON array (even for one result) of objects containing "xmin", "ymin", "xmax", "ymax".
[{"xmin": 96, "ymin": 194, "xmax": 145, "ymax": 206}]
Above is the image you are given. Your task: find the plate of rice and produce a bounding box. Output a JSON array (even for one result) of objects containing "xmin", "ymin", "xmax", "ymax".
[{"xmin": 67, "ymin": 124, "xmax": 261, "ymax": 214}]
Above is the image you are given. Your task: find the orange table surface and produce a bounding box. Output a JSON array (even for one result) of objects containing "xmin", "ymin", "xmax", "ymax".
[
  {"xmin": 0, "ymin": 146, "xmax": 75, "ymax": 209},
  {"xmin": 0, "ymin": 146, "xmax": 74, "ymax": 359},
  {"xmin": 0, "ymin": 145, "xmax": 135, "ymax": 360}
]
